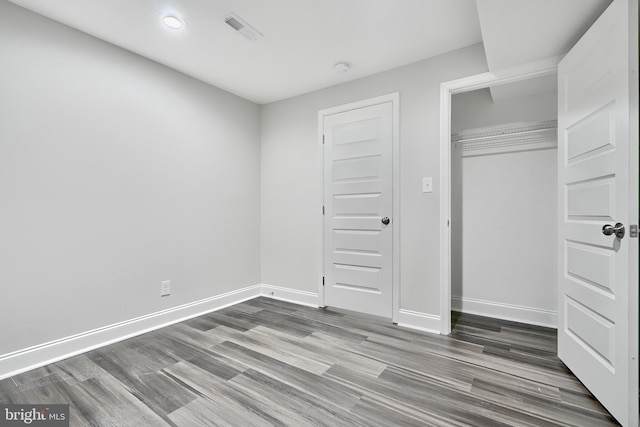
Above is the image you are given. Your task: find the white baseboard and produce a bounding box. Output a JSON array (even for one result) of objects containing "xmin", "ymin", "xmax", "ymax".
[
  {"xmin": 260, "ymin": 284, "xmax": 320, "ymax": 308},
  {"xmin": 452, "ymin": 296, "xmax": 557, "ymax": 328},
  {"xmin": 0, "ymin": 281, "xmax": 419, "ymax": 380},
  {"xmin": 397, "ymin": 309, "xmax": 441, "ymax": 334},
  {"xmin": 0, "ymin": 284, "xmax": 262, "ymax": 380}
]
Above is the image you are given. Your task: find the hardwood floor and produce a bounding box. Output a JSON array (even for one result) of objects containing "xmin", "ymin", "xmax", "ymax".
[{"xmin": 0, "ymin": 298, "xmax": 618, "ymax": 426}]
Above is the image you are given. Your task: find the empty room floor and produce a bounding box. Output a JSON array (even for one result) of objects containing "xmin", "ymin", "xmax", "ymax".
[{"xmin": 0, "ymin": 298, "xmax": 617, "ymax": 426}]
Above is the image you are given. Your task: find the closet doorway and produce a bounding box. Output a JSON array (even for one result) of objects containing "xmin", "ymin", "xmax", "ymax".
[
  {"xmin": 440, "ymin": 5, "xmax": 638, "ymax": 423},
  {"xmin": 449, "ymin": 75, "xmax": 558, "ymax": 328}
]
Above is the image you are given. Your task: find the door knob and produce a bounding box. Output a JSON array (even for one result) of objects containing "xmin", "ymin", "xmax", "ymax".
[
  {"xmin": 602, "ymin": 223, "xmax": 625, "ymax": 239},
  {"xmin": 381, "ymin": 217, "xmax": 390, "ymax": 225}
]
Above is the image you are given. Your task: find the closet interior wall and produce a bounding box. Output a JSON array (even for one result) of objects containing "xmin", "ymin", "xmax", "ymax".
[{"xmin": 450, "ymin": 86, "xmax": 559, "ymax": 327}]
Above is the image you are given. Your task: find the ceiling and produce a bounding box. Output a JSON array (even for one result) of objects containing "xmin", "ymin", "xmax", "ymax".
[{"xmin": 8, "ymin": 0, "xmax": 611, "ymax": 105}]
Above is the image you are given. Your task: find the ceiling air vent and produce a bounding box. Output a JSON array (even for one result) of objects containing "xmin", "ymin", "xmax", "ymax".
[{"xmin": 225, "ymin": 13, "xmax": 263, "ymax": 42}]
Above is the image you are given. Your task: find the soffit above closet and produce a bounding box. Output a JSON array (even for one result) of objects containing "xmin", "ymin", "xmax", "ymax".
[
  {"xmin": 8, "ymin": 0, "xmax": 610, "ymax": 104},
  {"xmin": 490, "ymin": 74, "xmax": 558, "ymax": 102},
  {"xmin": 476, "ymin": 0, "xmax": 611, "ymax": 102}
]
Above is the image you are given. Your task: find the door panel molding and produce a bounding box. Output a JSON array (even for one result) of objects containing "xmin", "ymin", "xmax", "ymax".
[{"xmin": 318, "ymin": 93, "xmax": 400, "ymax": 322}]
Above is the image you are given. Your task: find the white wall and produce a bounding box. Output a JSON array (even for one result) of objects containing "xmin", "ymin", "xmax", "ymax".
[
  {"xmin": 451, "ymin": 88, "xmax": 558, "ymax": 326},
  {"xmin": 0, "ymin": 1, "xmax": 261, "ymax": 356},
  {"xmin": 261, "ymin": 43, "xmax": 488, "ymax": 316}
]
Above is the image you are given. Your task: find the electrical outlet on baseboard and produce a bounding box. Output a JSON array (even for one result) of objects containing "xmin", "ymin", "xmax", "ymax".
[{"xmin": 160, "ymin": 280, "xmax": 171, "ymax": 297}]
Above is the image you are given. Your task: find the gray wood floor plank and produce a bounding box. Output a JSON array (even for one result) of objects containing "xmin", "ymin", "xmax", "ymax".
[
  {"xmin": 200, "ymin": 312, "xmax": 259, "ymax": 332},
  {"xmin": 224, "ymin": 333, "xmax": 331, "ymax": 376},
  {"xmin": 162, "ymin": 363, "xmax": 288, "ymax": 427},
  {"xmin": 0, "ymin": 298, "xmax": 619, "ymax": 426},
  {"xmin": 242, "ymin": 298, "xmax": 301, "ymax": 315},
  {"xmin": 86, "ymin": 347, "xmax": 197, "ymax": 421},
  {"xmin": 168, "ymin": 396, "xmax": 270, "ymax": 427},
  {"xmin": 181, "ymin": 315, "xmax": 220, "ymax": 332},
  {"xmin": 351, "ymin": 394, "xmax": 463, "ymax": 427},
  {"xmin": 469, "ymin": 377, "xmax": 615, "ymax": 426},
  {"xmin": 211, "ymin": 341, "xmax": 364, "ymax": 411},
  {"xmin": 247, "ymin": 327, "xmax": 338, "ymax": 366},
  {"xmin": 324, "ymin": 363, "xmax": 528, "ymax": 427},
  {"xmin": 230, "ymin": 368, "xmax": 370, "ymax": 427},
  {"xmin": 378, "ymin": 365, "xmax": 564, "ymax": 427},
  {"xmin": 303, "ymin": 331, "xmax": 388, "ymax": 378},
  {"xmin": 259, "ymin": 309, "xmax": 369, "ymax": 344},
  {"xmin": 156, "ymin": 322, "xmax": 226, "ymax": 348},
  {"xmin": 203, "ymin": 324, "xmax": 255, "ymax": 346},
  {"xmin": 222, "ymin": 310, "xmax": 313, "ymax": 338},
  {"xmin": 183, "ymin": 352, "xmax": 243, "ymax": 381},
  {"xmin": 218, "ymin": 373, "xmax": 320, "ymax": 427},
  {"xmin": 559, "ymin": 386, "xmax": 617, "ymax": 416},
  {"xmin": 359, "ymin": 328, "xmax": 588, "ymax": 394}
]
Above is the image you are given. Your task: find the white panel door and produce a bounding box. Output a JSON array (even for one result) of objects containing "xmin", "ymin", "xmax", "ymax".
[
  {"xmin": 323, "ymin": 102, "xmax": 393, "ymax": 318},
  {"xmin": 557, "ymin": 1, "xmax": 637, "ymax": 425}
]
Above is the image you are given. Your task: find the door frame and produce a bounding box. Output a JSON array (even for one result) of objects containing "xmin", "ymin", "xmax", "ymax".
[
  {"xmin": 628, "ymin": 0, "xmax": 639, "ymax": 422},
  {"xmin": 438, "ymin": 55, "xmax": 563, "ymax": 334},
  {"xmin": 318, "ymin": 93, "xmax": 400, "ymax": 322}
]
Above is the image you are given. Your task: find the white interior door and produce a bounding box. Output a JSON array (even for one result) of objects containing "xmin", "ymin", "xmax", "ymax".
[
  {"xmin": 323, "ymin": 102, "xmax": 393, "ymax": 318},
  {"xmin": 557, "ymin": 1, "xmax": 637, "ymax": 425}
]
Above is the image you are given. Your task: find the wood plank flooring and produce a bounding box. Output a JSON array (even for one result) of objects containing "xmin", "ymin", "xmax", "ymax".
[{"xmin": 0, "ymin": 298, "xmax": 618, "ymax": 426}]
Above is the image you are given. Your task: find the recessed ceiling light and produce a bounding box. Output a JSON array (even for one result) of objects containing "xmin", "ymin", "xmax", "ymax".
[
  {"xmin": 162, "ymin": 15, "xmax": 183, "ymax": 30},
  {"xmin": 334, "ymin": 63, "xmax": 350, "ymax": 73}
]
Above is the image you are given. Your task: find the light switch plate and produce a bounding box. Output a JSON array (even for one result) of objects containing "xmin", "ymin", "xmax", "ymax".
[
  {"xmin": 160, "ymin": 280, "xmax": 171, "ymax": 297},
  {"xmin": 422, "ymin": 177, "xmax": 433, "ymax": 193}
]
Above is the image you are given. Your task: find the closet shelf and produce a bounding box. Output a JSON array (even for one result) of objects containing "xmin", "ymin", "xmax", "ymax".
[{"xmin": 452, "ymin": 120, "xmax": 557, "ymax": 157}]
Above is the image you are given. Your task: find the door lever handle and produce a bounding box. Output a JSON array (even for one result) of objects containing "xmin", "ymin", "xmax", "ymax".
[{"xmin": 602, "ymin": 223, "xmax": 625, "ymax": 239}]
